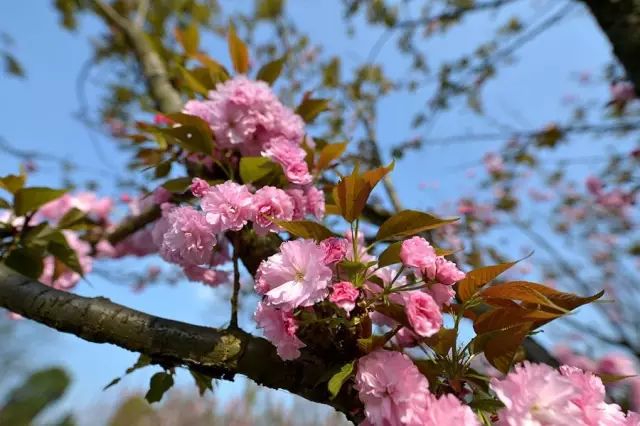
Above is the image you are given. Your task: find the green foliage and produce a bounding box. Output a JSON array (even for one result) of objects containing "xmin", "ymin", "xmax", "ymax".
[
  {"xmin": 375, "ymin": 210, "xmax": 457, "ymax": 241},
  {"xmin": 295, "ymin": 98, "xmax": 330, "ymax": 123},
  {"xmin": 275, "ymin": 220, "xmax": 336, "ymax": 241},
  {"xmin": 0, "ymin": 367, "xmax": 72, "ymax": 425},
  {"xmin": 256, "ymin": 56, "xmax": 286, "ymax": 85},
  {"xmin": 227, "ymin": 23, "xmax": 250, "ymax": 74},
  {"xmin": 13, "ymin": 187, "xmax": 67, "ymax": 217},
  {"xmin": 327, "ymin": 361, "xmax": 354, "ymax": 399},
  {"xmin": 144, "ymin": 372, "xmax": 174, "ymax": 404}
]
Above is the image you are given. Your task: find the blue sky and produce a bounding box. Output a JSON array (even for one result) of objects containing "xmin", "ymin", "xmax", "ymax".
[{"xmin": 0, "ymin": 0, "xmax": 622, "ymax": 422}]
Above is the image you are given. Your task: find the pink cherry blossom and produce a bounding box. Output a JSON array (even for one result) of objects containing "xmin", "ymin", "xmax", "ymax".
[
  {"xmin": 424, "ymin": 393, "xmax": 479, "ymax": 425},
  {"xmin": 157, "ymin": 206, "xmax": 217, "ymax": 266},
  {"xmin": 320, "ymin": 237, "xmax": 348, "ymax": 265},
  {"xmin": 434, "ymin": 256, "xmax": 465, "ymax": 285},
  {"xmin": 305, "ymin": 186, "xmax": 325, "ymax": 219},
  {"xmin": 491, "ymin": 362, "xmax": 581, "ymax": 425},
  {"xmin": 254, "ymin": 239, "xmax": 332, "ymax": 310},
  {"xmin": 182, "ymin": 265, "xmax": 229, "ymax": 287},
  {"xmin": 254, "ymin": 302, "xmax": 305, "ymax": 361},
  {"xmin": 252, "ymin": 186, "xmax": 294, "ymax": 235},
  {"xmin": 400, "ymin": 236, "xmax": 437, "ymax": 278},
  {"xmin": 355, "ymin": 350, "xmax": 430, "ymax": 426},
  {"xmin": 611, "ymin": 81, "xmax": 636, "ymax": 103},
  {"xmin": 597, "ymin": 353, "xmax": 636, "ymax": 378},
  {"xmin": 329, "ymin": 281, "xmax": 359, "ymax": 313},
  {"xmin": 262, "ymin": 138, "xmax": 312, "ymax": 185},
  {"xmin": 188, "ymin": 76, "xmax": 304, "ymax": 155},
  {"xmin": 190, "ymin": 178, "xmax": 210, "ymax": 198},
  {"xmin": 426, "ymin": 283, "xmax": 455, "ymax": 306},
  {"xmin": 403, "ymin": 291, "xmax": 442, "ymax": 337},
  {"xmin": 554, "ymin": 346, "xmax": 597, "ymax": 372},
  {"xmin": 559, "ymin": 366, "xmax": 628, "ymax": 426},
  {"xmin": 285, "ymin": 188, "xmax": 306, "ymax": 220},
  {"xmin": 484, "ymin": 152, "xmax": 505, "ymax": 174},
  {"xmin": 200, "ymin": 181, "xmax": 254, "ymax": 232}
]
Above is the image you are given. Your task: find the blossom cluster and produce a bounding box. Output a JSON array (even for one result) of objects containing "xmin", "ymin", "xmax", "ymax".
[
  {"xmin": 183, "ymin": 76, "xmax": 312, "ymax": 185},
  {"xmin": 252, "ymin": 233, "xmax": 465, "ymax": 360},
  {"xmin": 147, "ymin": 179, "xmax": 324, "ymax": 287}
]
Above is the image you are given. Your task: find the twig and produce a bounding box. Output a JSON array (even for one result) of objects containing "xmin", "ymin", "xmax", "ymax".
[{"xmin": 230, "ymin": 232, "xmax": 241, "ymax": 328}]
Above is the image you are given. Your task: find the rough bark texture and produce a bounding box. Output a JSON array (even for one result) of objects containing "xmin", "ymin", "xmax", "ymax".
[
  {"xmin": 582, "ymin": 0, "xmax": 640, "ymax": 91},
  {"xmin": 0, "ymin": 264, "xmax": 361, "ymax": 421}
]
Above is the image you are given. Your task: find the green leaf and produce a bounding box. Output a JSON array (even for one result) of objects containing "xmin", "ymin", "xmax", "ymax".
[
  {"xmin": 316, "ymin": 142, "xmax": 347, "ymax": 172},
  {"xmin": 0, "ymin": 197, "xmax": 11, "ymax": 209},
  {"xmin": 4, "ymin": 247, "xmax": 44, "ymax": 279},
  {"xmin": 58, "ymin": 208, "xmax": 88, "ymax": 230},
  {"xmin": 162, "ymin": 177, "xmax": 192, "ymax": 193},
  {"xmin": 483, "ymin": 324, "xmax": 529, "ymax": 374},
  {"xmin": 0, "ymin": 367, "xmax": 70, "ymax": 425},
  {"xmin": 14, "ymin": 187, "xmax": 67, "ymax": 217},
  {"xmin": 227, "ymin": 23, "xmax": 249, "ymax": 74},
  {"xmin": 469, "ymin": 398, "xmax": 505, "ymax": 413},
  {"xmin": 145, "ymin": 372, "xmax": 174, "ymax": 404},
  {"xmin": 332, "ymin": 167, "xmax": 372, "ymax": 223},
  {"xmin": 375, "ymin": 210, "xmax": 457, "ymax": 241},
  {"xmin": 256, "ymin": 56, "xmax": 285, "ymax": 85},
  {"xmin": 176, "ymin": 23, "xmax": 199, "ymax": 55},
  {"xmin": 178, "ymin": 65, "xmax": 209, "ymax": 95},
  {"xmin": 295, "ymin": 98, "xmax": 330, "ymax": 123},
  {"xmin": 457, "ymin": 261, "xmax": 519, "ymax": 303},
  {"xmin": 378, "ymin": 241, "xmax": 402, "ymax": 267},
  {"xmin": 422, "ymin": 328, "xmax": 456, "ymax": 356},
  {"xmin": 0, "ymin": 173, "xmax": 26, "ymax": 194},
  {"xmin": 274, "ymin": 220, "xmax": 335, "ymax": 241},
  {"xmin": 160, "ymin": 113, "xmax": 214, "ymax": 155},
  {"xmin": 104, "ymin": 354, "xmax": 152, "ymax": 390},
  {"xmin": 256, "ymin": 0, "xmax": 284, "ymax": 19},
  {"xmin": 598, "ymin": 373, "xmax": 636, "ymax": 384},
  {"xmin": 47, "ymin": 231, "xmax": 83, "ymax": 275},
  {"xmin": 239, "ymin": 156, "xmax": 279, "ymax": 183},
  {"xmin": 327, "ymin": 361, "xmax": 354, "ymax": 399},
  {"xmin": 189, "ymin": 370, "xmax": 214, "ymax": 396}
]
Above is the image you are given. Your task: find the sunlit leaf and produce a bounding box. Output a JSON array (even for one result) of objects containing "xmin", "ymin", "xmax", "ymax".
[
  {"xmin": 13, "ymin": 187, "xmax": 67, "ymax": 217},
  {"xmin": 484, "ymin": 324, "xmax": 529, "ymax": 374},
  {"xmin": 274, "ymin": 220, "xmax": 335, "ymax": 241},
  {"xmin": 227, "ymin": 23, "xmax": 249, "ymax": 74},
  {"xmin": 332, "ymin": 168, "xmax": 372, "ymax": 223},
  {"xmin": 327, "ymin": 361, "xmax": 354, "ymax": 400},
  {"xmin": 0, "ymin": 173, "xmax": 26, "ymax": 194},
  {"xmin": 295, "ymin": 98, "xmax": 330, "ymax": 123},
  {"xmin": 473, "ymin": 307, "xmax": 560, "ymax": 334},
  {"xmin": 239, "ymin": 157, "xmax": 279, "ymax": 183},
  {"xmin": 161, "ymin": 177, "xmax": 192, "ymax": 193},
  {"xmin": 256, "ymin": 56, "xmax": 285, "ymax": 85},
  {"xmin": 316, "ymin": 142, "xmax": 347, "ymax": 172},
  {"xmin": 175, "ymin": 23, "xmax": 199, "ymax": 55},
  {"xmin": 457, "ymin": 261, "xmax": 518, "ymax": 303},
  {"xmin": 375, "ymin": 210, "xmax": 457, "ymax": 241},
  {"xmin": 361, "ymin": 161, "xmax": 394, "ymax": 188}
]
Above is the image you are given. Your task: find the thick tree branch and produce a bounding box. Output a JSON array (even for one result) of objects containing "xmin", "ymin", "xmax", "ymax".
[
  {"xmin": 0, "ymin": 264, "xmax": 360, "ymax": 421},
  {"xmin": 92, "ymin": 0, "xmax": 182, "ymax": 113},
  {"xmin": 581, "ymin": 0, "xmax": 640, "ymax": 92}
]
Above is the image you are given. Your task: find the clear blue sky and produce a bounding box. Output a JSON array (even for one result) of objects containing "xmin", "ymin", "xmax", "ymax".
[{"xmin": 0, "ymin": 0, "xmax": 621, "ymax": 422}]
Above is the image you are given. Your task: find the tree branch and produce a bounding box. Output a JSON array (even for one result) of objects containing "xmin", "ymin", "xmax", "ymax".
[
  {"xmin": 92, "ymin": 0, "xmax": 182, "ymax": 113},
  {"xmin": 581, "ymin": 0, "xmax": 640, "ymax": 91},
  {"xmin": 0, "ymin": 264, "xmax": 360, "ymax": 422}
]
